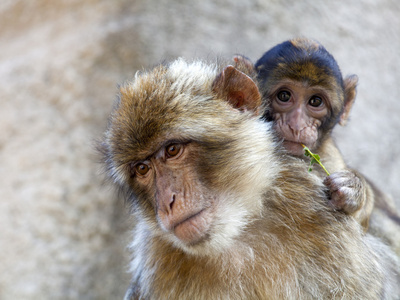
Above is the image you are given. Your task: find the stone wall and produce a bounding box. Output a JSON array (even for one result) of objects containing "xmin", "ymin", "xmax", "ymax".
[{"xmin": 1, "ymin": 0, "xmax": 399, "ymax": 298}]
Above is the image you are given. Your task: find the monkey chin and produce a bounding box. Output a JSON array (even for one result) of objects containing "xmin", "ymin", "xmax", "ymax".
[
  {"xmin": 164, "ymin": 194, "xmax": 260, "ymax": 256},
  {"xmin": 173, "ymin": 209, "xmax": 211, "ymax": 246}
]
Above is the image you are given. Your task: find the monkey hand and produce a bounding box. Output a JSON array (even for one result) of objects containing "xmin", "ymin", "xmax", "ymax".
[{"xmin": 323, "ymin": 170, "xmax": 365, "ymax": 215}]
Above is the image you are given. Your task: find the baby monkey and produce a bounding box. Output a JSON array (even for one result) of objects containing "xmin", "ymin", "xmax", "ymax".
[{"xmin": 234, "ymin": 38, "xmax": 398, "ymax": 232}]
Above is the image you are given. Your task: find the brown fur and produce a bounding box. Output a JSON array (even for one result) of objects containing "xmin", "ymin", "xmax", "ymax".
[{"xmin": 100, "ymin": 59, "xmax": 399, "ymax": 299}]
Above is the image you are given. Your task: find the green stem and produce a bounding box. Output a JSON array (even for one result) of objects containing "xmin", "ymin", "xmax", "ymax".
[
  {"xmin": 319, "ymin": 162, "xmax": 330, "ymax": 176},
  {"xmin": 301, "ymin": 144, "xmax": 330, "ymax": 176}
]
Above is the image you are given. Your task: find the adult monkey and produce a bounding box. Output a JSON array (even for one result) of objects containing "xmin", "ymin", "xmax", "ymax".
[
  {"xmin": 234, "ymin": 38, "xmax": 400, "ymax": 236},
  {"xmin": 99, "ymin": 58, "xmax": 399, "ymax": 299}
]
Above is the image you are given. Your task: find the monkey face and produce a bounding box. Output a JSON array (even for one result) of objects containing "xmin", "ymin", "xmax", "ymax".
[
  {"xmin": 254, "ymin": 38, "xmax": 358, "ymax": 156},
  {"xmin": 124, "ymin": 134, "xmax": 275, "ymax": 256},
  {"xmin": 130, "ymin": 141, "xmax": 216, "ymax": 246},
  {"xmin": 268, "ymin": 79, "xmax": 332, "ymax": 155},
  {"xmin": 101, "ymin": 60, "xmax": 277, "ymax": 256}
]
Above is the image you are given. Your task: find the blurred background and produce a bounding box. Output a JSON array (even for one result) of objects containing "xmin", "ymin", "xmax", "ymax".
[{"xmin": 1, "ymin": 0, "xmax": 399, "ymax": 299}]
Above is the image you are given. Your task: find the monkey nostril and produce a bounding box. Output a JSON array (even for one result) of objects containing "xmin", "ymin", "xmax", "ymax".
[
  {"xmin": 288, "ymin": 126, "xmax": 300, "ymax": 137},
  {"xmin": 170, "ymin": 194, "xmax": 176, "ymax": 211}
]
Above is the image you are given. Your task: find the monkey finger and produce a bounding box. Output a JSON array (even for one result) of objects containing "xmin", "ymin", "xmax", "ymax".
[
  {"xmin": 324, "ymin": 171, "xmax": 359, "ymax": 191},
  {"xmin": 328, "ymin": 189, "xmax": 346, "ymax": 209},
  {"xmin": 323, "ymin": 176, "xmax": 341, "ymax": 193},
  {"xmin": 330, "ymin": 187, "xmax": 360, "ymax": 214}
]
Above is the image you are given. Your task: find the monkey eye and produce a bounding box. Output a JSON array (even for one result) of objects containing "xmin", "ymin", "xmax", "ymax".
[
  {"xmin": 309, "ymin": 96, "xmax": 323, "ymax": 107},
  {"xmin": 166, "ymin": 143, "xmax": 183, "ymax": 158},
  {"xmin": 134, "ymin": 163, "xmax": 150, "ymax": 176},
  {"xmin": 277, "ymin": 90, "xmax": 291, "ymax": 102}
]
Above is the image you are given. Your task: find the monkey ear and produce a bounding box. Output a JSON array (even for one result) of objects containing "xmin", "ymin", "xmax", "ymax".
[
  {"xmin": 212, "ymin": 65, "xmax": 262, "ymax": 115},
  {"xmin": 232, "ymin": 54, "xmax": 256, "ymax": 77},
  {"xmin": 339, "ymin": 74, "xmax": 358, "ymax": 126}
]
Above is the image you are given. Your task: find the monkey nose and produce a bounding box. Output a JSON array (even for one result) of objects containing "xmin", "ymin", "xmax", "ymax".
[
  {"xmin": 158, "ymin": 191, "xmax": 176, "ymax": 215},
  {"xmin": 288, "ymin": 124, "xmax": 303, "ymax": 138}
]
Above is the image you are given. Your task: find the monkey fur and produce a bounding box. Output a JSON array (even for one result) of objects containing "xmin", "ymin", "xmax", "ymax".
[{"xmin": 100, "ymin": 58, "xmax": 399, "ymax": 299}]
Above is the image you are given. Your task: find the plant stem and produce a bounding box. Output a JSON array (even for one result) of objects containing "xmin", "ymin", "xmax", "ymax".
[{"xmin": 301, "ymin": 144, "xmax": 330, "ymax": 176}]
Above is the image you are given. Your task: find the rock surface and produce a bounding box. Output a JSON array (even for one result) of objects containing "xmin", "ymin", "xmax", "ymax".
[{"xmin": 1, "ymin": 0, "xmax": 399, "ymax": 299}]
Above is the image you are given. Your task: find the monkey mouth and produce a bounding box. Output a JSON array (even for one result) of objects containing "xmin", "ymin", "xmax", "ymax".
[
  {"xmin": 173, "ymin": 209, "xmax": 210, "ymax": 245},
  {"xmin": 283, "ymin": 140, "xmax": 306, "ymax": 156}
]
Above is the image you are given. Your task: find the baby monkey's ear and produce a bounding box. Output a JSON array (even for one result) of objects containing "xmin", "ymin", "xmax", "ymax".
[
  {"xmin": 212, "ymin": 65, "xmax": 262, "ymax": 115},
  {"xmin": 339, "ymin": 74, "xmax": 358, "ymax": 126},
  {"xmin": 232, "ymin": 54, "xmax": 257, "ymax": 78}
]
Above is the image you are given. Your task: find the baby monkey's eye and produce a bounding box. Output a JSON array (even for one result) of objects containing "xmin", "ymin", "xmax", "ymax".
[
  {"xmin": 166, "ymin": 144, "xmax": 182, "ymax": 158},
  {"xmin": 135, "ymin": 163, "xmax": 150, "ymax": 176},
  {"xmin": 309, "ymin": 96, "xmax": 323, "ymax": 107},
  {"xmin": 277, "ymin": 90, "xmax": 291, "ymax": 102}
]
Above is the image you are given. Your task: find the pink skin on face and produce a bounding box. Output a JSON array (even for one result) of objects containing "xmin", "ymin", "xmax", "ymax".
[{"xmin": 270, "ymin": 81, "xmax": 328, "ymax": 156}]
